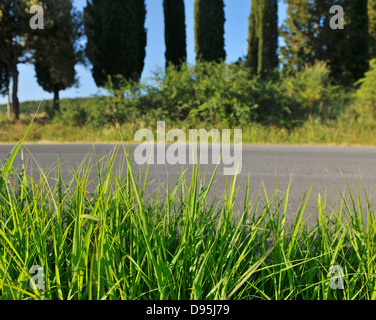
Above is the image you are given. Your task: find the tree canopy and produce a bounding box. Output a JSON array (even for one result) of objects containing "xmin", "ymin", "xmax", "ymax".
[
  {"xmin": 194, "ymin": 0, "xmax": 226, "ymax": 63},
  {"xmin": 84, "ymin": 0, "xmax": 146, "ymax": 89},
  {"xmin": 33, "ymin": 0, "xmax": 82, "ymax": 113},
  {"xmin": 163, "ymin": 0, "xmax": 187, "ymax": 68},
  {"xmin": 0, "ymin": 0, "xmax": 43, "ymax": 119}
]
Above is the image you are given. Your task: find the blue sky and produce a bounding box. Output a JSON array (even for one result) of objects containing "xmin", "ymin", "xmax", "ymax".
[{"xmin": 0, "ymin": 0, "xmax": 287, "ymax": 104}]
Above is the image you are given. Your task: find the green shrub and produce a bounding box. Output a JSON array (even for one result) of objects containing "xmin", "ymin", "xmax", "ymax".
[
  {"xmin": 0, "ymin": 112, "xmax": 13, "ymax": 126},
  {"xmin": 54, "ymin": 98, "xmax": 89, "ymax": 126},
  {"xmin": 129, "ymin": 61, "xmax": 296, "ymax": 127},
  {"xmin": 2, "ymin": 61, "xmax": 349, "ymax": 130},
  {"xmin": 353, "ymin": 59, "xmax": 376, "ymax": 119},
  {"xmin": 279, "ymin": 61, "xmax": 346, "ymax": 122},
  {"xmin": 141, "ymin": 62, "xmax": 258, "ymax": 125}
]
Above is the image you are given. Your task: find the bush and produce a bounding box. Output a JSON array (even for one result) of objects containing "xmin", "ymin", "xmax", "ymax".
[
  {"xmin": 279, "ymin": 61, "xmax": 346, "ymax": 122},
  {"xmin": 140, "ymin": 61, "xmax": 345, "ymax": 127},
  {"xmin": 353, "ymin": 59, "xmax": 376, "ymax": 119},
  {"xmin": 21, "ymin": 60, "xmax": 348, "ymax": 129},
  {"xmin": 140, "ymin": 62, "xmax": 259, "ymax": 126},
  {"xmin": 127, "ymin": 61, "xmax": 297, "ymax": 127}
]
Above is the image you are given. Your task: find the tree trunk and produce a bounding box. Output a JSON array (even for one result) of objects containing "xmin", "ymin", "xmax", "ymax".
[
  {"xmin": 6, "ymin": 88, "xmax": 11, "ymax": 118},
  {"xmin": 12, "ymin": 66, "xmax": 19, "ymax": 120},
  {"xmin": 53, "ymin": 87, "xmax": 60, "ymax": 114}
]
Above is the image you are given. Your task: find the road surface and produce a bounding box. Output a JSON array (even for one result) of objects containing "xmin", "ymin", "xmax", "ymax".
[{"xmin": 1, "ymin": 143, "xmax": 376, "ymax": 226}]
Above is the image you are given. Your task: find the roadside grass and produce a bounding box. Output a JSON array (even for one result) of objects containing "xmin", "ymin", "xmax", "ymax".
[
  {"xmin": 2, "ymin": 114, "xmax": 376, "ymax": 146},
  {"xmin": 1, "ymin": 126, "xmax": 376, "ymax": 300}
]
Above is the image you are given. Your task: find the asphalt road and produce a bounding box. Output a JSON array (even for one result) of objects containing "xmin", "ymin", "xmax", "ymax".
[{"xmin": 1, "ymin": 143, "xmax": 376, "ymax": 226}]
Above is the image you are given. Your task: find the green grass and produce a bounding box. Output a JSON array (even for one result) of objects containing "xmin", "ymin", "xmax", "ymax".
[
  {"xmin": 1, "ymin": 126, "xmax": 376, "ymax": 300},
  {"xmin": 2, "ymin": 112, "xmax": 376, "ymax": 146}
]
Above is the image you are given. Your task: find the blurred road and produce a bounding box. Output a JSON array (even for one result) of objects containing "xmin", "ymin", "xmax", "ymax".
[{"xmin": 1, "ymin": 143, "xmax": 376, "ymax": 226}]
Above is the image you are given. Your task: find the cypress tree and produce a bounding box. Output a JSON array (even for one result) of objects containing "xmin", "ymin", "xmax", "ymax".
[
  {"xmin": 84, "ymin": 0, "xmax": 110, "ymax": 87},
  {"xmin": 84, "ymin": 0, "xmax": 146, "ymax": 88},
  {"xmin": 345, "ymin": 0, "xmax": 369, "ymax": 81},
  {"xmin": 101, "ymin": 0, "xmax": 138, "ymax": 85},
  {"xmin": 324, "ymin": 0, "xmax": 369, "ymax": 84},
  {"xmin": 369, "ymin": 0, "xmax": 376, "ymax": 59},
  {"xmin": 136, "ymin": 0, "xmax": 147, "ymax": 80},
  {"xmin": 247, "ymin": 0, "xmax": 260, "ymax": 75},
  {"xmin": 247, "ymin": 0, "xmax": 278, "ymax": 77},
  {"xmin": 194, "ymin": 0, "xmax": 226, "ymax": 62},
  {"xmin": 163, "ymin": 0, "xmax": 187, "ymax": 68},
  {"xmin": 257, "ymin": 0, "xmax": 279, "ymax": 77}
]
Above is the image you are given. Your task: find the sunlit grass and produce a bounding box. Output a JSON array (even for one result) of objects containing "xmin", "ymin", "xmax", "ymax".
[
  {"xmin": 2, "ymin": 112, "xmax": 376, "ymax": 146},
  {"xmin": 1, "ymin": 125, "xmax": 376, "ymax": 300}
]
